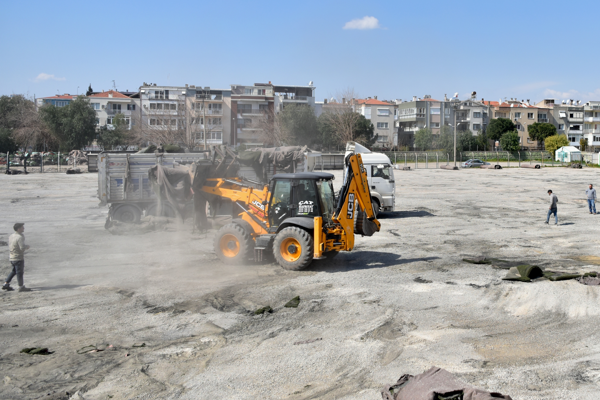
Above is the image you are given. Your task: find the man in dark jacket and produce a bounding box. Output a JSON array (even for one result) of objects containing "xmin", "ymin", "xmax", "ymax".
[{"xmin": 545, "ymin": 190, "xmax": 558, "ymax": 225}]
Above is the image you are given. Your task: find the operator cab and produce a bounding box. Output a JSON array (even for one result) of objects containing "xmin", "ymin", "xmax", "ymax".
[{"xmin": 268, "ymin": 172, "xmax": 335, "ymax": 228}]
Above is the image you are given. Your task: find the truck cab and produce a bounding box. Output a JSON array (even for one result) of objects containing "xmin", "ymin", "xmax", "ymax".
[{"xmin": 345, "ymin": 142, "xmax": 395, "ymax": 215}]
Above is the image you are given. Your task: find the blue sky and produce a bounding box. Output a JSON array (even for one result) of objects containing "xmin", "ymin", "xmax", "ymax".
[{"xmin": 2, "ymin": 0, "xmax": 599, "ymax": 104}]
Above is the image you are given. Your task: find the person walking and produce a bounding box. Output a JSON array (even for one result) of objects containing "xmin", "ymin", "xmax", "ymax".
[
  {"xmin": 546, "ymin": 190, "xmax": 558, "ymax": 225},
  {"xmin": 586, "ymin": 184, "xmax": 597, "ymax": 214},
  {"xmin": 2, "ymin": 223, "xmax": 32, "ymax": 292}
]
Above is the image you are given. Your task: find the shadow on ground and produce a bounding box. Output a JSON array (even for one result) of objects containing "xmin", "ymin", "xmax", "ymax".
[{"xmin": 310, "ymin": 251, "xmax": 440, "ymax": 273}]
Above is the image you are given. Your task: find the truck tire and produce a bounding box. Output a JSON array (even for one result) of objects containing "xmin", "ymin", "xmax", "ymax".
[
  {"xmin": 371, "ymin": 198, "xmax": 380, "ymax": 218},
  {"xmin": 273, "ymin": 227, "xmax": 314, "ymax": 271},
  {"xmin": 113, "ymin": 204, "xmax": 141, "ymax": 224},
  {"xmin": 214, "ymin": 223, "xmax": 253, "ymax": 265}
]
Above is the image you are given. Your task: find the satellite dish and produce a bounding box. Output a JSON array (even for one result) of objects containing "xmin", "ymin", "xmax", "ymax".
[{"xmin": 308, "ymin": 81, "xmax": 313, "ymax": 86}]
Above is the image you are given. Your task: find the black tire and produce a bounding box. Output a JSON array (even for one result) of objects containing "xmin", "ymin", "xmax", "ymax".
[
  {"xmin": 371, "ymin": 198, "xmax": 380, "ymax": 218},
  {"xmin": 113, "ymin": 205, "xmax": 141, "ymax": 223},
  {"xmin": 273, "ymin": 227, "xmax": 314, "ymax": 271},
  {"xmin": 214, "ymin": 223, "xmax": 254, "ymax": 265}
]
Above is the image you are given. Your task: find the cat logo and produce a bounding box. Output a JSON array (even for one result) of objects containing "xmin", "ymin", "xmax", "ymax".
[
  {"xmin": 298, "ymin": 200, "xmax": 314, "ymax": 214},
  {"xmin": 251, "ymin": 200, "xmax": 265, "ymax": 211},
  {"xmin": 346, "ymin": 193, "xmax": 355, "ymax": 219}
]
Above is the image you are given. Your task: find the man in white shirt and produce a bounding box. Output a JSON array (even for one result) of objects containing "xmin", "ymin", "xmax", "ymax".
[{"xmin": 2, "ymin": 223, "xmax": 31, "ymax": 292}]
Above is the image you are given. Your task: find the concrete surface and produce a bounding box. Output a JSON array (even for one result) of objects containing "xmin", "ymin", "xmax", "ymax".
[{"xmin": 1, "ymin": 167, "xmax": 600, "ymax": 399}]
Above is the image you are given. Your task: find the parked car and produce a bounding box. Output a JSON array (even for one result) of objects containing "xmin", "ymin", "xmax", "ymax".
[{"xmin": 461, "ymin": 159, "xmax": 490, "ymax": 168}]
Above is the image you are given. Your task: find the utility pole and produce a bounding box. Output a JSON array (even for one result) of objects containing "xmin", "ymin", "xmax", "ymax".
[
  {"xmin": 454, "ymin": 104, "xmax": 457, "ymax": 167},
  {"xmin": 203, "ymin": 88, "xmax": 207, "ymax": 150}
]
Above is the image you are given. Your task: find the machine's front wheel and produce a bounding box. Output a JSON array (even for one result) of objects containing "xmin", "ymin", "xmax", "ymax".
[
  {"xmin": 214, "ymin": 223, "xmax": 253, "ymax": 265},
  {"xmin": 273, "ymin": 227, "xmax": 314, "ymax": 271}
]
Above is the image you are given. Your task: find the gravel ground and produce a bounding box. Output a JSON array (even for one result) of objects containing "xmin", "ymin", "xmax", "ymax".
[{"xmin": 1, "ymin": 167, "xmax": 600, "ymax": 399}]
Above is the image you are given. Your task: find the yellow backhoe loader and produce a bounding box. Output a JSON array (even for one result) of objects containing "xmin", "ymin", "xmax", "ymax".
[{"xmin": 199, "ymin": 153, "xmax": 380, "ymax": 270}]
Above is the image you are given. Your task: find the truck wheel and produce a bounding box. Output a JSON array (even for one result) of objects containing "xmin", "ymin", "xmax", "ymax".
[
  {"xmin": 371, "ymin": 199, "xmax": 380, "ymax": 218},
  {"xmin": 113, "ymin": 205, "xmax": 141, "ymax": 223},
  {"xmin": 214, "ymin": 223, "xmax": 253, "ymax": 265},
  {"xmin": 273, "ymin": 227, "xmax": 314, "ymax": 271}
]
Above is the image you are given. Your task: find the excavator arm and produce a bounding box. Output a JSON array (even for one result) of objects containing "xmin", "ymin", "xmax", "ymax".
[{"xmin": 313, "ymin": 153, "xmax": 381, "ymax": 257}]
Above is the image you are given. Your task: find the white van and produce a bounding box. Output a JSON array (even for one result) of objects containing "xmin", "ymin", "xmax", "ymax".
[{"xmin": 345, "ymin": 142, "xmax": 395, "ymax": 215}]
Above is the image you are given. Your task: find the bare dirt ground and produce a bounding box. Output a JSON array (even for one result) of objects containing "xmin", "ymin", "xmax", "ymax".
[{"xmin": 2, "ymin": 167, "xmax": 600, "ymax": 399}]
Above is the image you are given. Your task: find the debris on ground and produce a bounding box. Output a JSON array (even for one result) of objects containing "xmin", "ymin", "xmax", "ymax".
[
  {"xmin": 0, "ymin": 241, "xmax": 7, "ymax": 246},
  {"xmin": 293, "ymin": 338, "xmax": 322, "ymax": 345},
  {"xmin": 77, "ymin": 344, "xmax": 114, "ymax": 354},
  {"xmin": 20, "ymin": 347, "xmax": 52, "ymax": 355},
  {"xmin": 577, "ymin": 275, "xmax": 600, "ymax": 286},
  {"xmin": 284, "ymin": 296, "xmax": 300, "ymax": 308},
  {"xmin": 502, "ymin": 265, "xmax": 544, "ymax": 282},
  {"xmin": 132, "ymin": 343, "xmax": 146, "ymax": 348},
  {"xmin": 68, "ymin": 150, "xmax": 87, "ymax": 165},
  {"xmin": 381, "ymin": 366, "xmax": 513, "ymax": 400},
  {"xmin": 66, "ymin": 168, "xmax": 82, "ymax": 174},
  {"xmin": 254, "ymin": 306, "xmax": 273, "ymax": 315},
  {"xmin": 5, "ymin": 169, "xmax": 24, "ymax": 175},
  {"xmin": 414, "ymin": 277, "xmax": 432, "ymax": 284}
]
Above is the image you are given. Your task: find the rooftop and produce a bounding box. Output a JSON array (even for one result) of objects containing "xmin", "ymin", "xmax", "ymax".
[
  {"xmin": 88, "ymin": 90, "xmax": 130, "ymax": 99},
  {"xmin": 355, "ymin": 99, "xmax": 393, "ymax": 106}
]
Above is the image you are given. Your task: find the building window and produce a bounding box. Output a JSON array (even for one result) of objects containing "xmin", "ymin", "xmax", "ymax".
[
  {"xmin": 473, "ymin": 112, "xmax": 481, "ymax": 118},
  {"xmin": 210, "ymin": 117, "xmax": 222, "ymax": 125},
  {"xmin": 527, "ymin": 113, "xmax": 534, "ymax": 119},
  {"xmin": 594, "ymin": 136, "xmax": 600, "ymax": 142},
  {"xmin": 127, "ymin": 104, "xmax": 136, "ymax": 111},
  {"xmin": 91, "ymin": 103, "xmax": 100, "ymax": 110},
  {"xmin": 514, "ymin": 112, "xmax": 521, "ymax": 119},
  {"xmin": 377, "ymin": 108, "xmax": 390, "ymax": 116},
  {"xmin": 558, "ymin": 124, "xmax": 564, "ymax": 130},
  {"xmin": 483, "ymin": 112, "xmax": 488, "ymax": 118},
  {"xmin": 55, "ymin": 101, "xmax": 68, "ymax": 107},
  {"xmin": 150, "ymin": 119, "xmax": 156, "ymax": 125},
  {"xmin": 257, "ymin": 89, "xmax": 266, "ymax": 95},
  {"xmin": 376, "ymin": 122, "xmax": 389, "ymax": 129},
  {"xmin": 377, "ymin": 135, "xmax": 388, "ymax": 142},
  {"xmin": 571, "ymin": 125, "xmax": 581, "ymax": 131},
  {"xmin": 431, "ymin": 122, "xmax": 440, "ymax": 128},
  {"xmin": 569, "ymin": 136, "xmax": 576, "ymax": 142},
  {"xmin": 244, "ymin": 88, "xmax": 254, "ymax": 95},
  {"xmin": 107, "ymin": 117, "xmax": 113, "ymax": 125},
  {"xmin": 445, "ymin": 108, "xmax": 451, "ymax": 115},
  {"xmin": 430, "ymin": 108, "xmax": 440, "ymax": 115},
  {"xmin": 170, "ymin": 103, "xmax": 177, "ymax": 110},
  {"xmin": 112, "ymin": 104, "xmax": 121, "ymax": 111},
  {"xmin": 417, "ymin": 108, "xmax": 425, "ymax": 114},
  {"xmin": 473, "ymin": 124, "xmax": 481, "ymax": 130},
  {"xmin": 539, "ymin": 113, "xmax": 547, "ymax": 119},
  {"xmin": 238, "ymin": 104, "xmax": 252, "ymax": 114},
  {"xmin": 516, "ymin": 123, "xmax": 522, "ymax": 130}
]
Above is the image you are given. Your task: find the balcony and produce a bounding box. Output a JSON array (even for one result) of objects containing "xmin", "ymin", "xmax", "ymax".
[
  {"xmin": 195, "ymin": 109, "xmax": 223, "ymax": 115},
  {"xmin": 585, "ymin": 117, "xmax": 600, "ymax": 122},
  {"xmin": 280, "ymin": 95, "xmax": 309, "ymax": 102},
  {"xmin": 239, "ymin": 109, "xmax": 265, "ymax": 116},
  {"xmin": 538, "ymin": 118, "xmax": 549, "ymax": 123},
  {"xmin": 584, "ymin": 129, "xmax": 600, "ymax": 134},
  {"xmin": 106, "ymin": 108, "xmax": 132, "ymax": 115}
]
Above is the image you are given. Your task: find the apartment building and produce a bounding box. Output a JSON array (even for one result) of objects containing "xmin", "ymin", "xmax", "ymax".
[
  {"xmin": 231, "ymin": 83, "xmax": 275, "ymax": 147},
  {"xmin": 138, "ymin": 84, "xmax": 189, "ymax": 145},
  {"xmin": 584, "ymin": 101, "xmax": 600, "ymax": 149},
  {"xmin": 273, "ymin": 83, "xmax": 320, "ymax": 116},
  {"xmin": 87, "ymin": 90, "xmax": 139, "ymax": 130},
  {"xmin": 396, "ymin": 96, "xmax": 442, "ymax": 147},
  {"xmin": 536, "ymin": 98, "xmax": 584, "ymax": 147},
  {"xmin": 448, "ymin": 95, "xmax": 490, "ymax": 134},
  {"xmin": 36, "ymin": 94, "xmax": 77, "ymax": 108},
  {"xmin": 186, "ymin": 86, "xmax": 232, "ymax": 146},
  {"xmin": 352, "ymin": 98, "xmax": 396, "ymax": 148},
  {"xmin": 487, "ymin": 99, "xmax": 543, "ymax": 148}
]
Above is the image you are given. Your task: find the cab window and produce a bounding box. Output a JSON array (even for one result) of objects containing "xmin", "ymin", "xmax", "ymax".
[
  {"xmin": 269, "ymin": 179, "xmax": 292, "ymax": 227},
  {"xmin": 293, "ymin": 179, "xmax": 320, "ymax": 217},
  {"xmin": 371, "ymin": 165, "xmax": 391, "ymax": 180}
]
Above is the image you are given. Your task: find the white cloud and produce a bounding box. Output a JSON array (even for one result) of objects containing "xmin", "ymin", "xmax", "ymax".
[
  {"xmin": 34, "ymin": 73, "xmax": 66, "ymax": 82},
  {"xmin": 543, "ymin": 88, "xmax": 600, "ymax": 102},
  {"xmin": 343, "ymin": 16, "xmax": 381, "ymax": 30}
]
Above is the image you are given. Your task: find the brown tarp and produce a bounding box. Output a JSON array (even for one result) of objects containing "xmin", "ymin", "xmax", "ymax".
[{"xmin": 382, "ymin": 366, "xmax": 512, "ymax": 400}]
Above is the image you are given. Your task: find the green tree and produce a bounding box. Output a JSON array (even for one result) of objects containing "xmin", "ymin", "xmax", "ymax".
[
  {"xmin": 414, "ymin": 128, "xmax": 433, "ymax": 150},
  {"xmin": 436, "ymin": 125, "xmax": 454, "ymax": 155},
  {"xmin": 580, "ymin": 138, "xmax": 588, "ymax": 152},
  {"xmin": 0, "ymin": 95, "xmax": 53, "ymax": 150},
  {"xmin": 86, "ymin": 84, "xmax": 94, "ymax": 96},
  {"xmin": 458, "ymin": 129, "xmax": 477, "ymax": 151},
  {"xmin": 97, "ymin": 113, "xmax": 129, "ymax": 149},
  {"xmin": 528, "ymin": 122, "xmax": 557, "ymax": 143},
  {"xmin": 487, "ymin": 118, "xmax": 516, "ymax": 141},
  {"xmin": 354, "ymin": 114, "xmax": 378, "ymax": 147},
  {"xmin": 499, "ymin": 130, "xmax": 521, "ymax": 152},
  {"xmin": 279, "ymin": 104, "xmax": 320, "ymax": 146},
  {"xmin": 475, "ymin": 130, "xmax": 490, "ymax": 150},
  {"xmin": 0, "ymin": 128, "xmax": 18, "ymax": 153},
  {"xmin": 544, "ymin": 134, "xmax": 569, "ymax": 157},
  {"xmin": 40, "ymin": 96, "xmax": 97, "ymax": 151}
]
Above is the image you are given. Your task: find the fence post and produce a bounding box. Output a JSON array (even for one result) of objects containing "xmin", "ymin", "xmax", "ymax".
[
  {"xmin": 507, "ymin": 152, "xmax": 510, "ymax": 167},
  {"xmin": 447, "ymin": 153, "xmax": 449, "ymax": 166},
  {"xmin": 395, "ymin": 153, "xmax": 397, "ymax": 164},
  {"xmin": 415, "ymin": 152, "xmax": 418, "ymax": 169},
  {"xmin": 426, "ymin": 153, "xmax": 428, "ymax": 169},
  {"xmin": 518, "ymin": 152, "xmax": 521, "ymax": 167},
  {"xmin": 542, "ymin": 151, "xmax": 544, "ymax": 167},
  {"xmin": 41, "ymin": 153, "xmax": 44, "ymax": 173},
  {"xmin": 404, "ymin": 153, "xmax": 407, "ymax": 167},
  {"xmin": 58, "ymin": 152, "xmax": 61, "ymax": 172},
  {"xmin": 436, "ymin": 153, "xmax": 439, "ymax": 168}
]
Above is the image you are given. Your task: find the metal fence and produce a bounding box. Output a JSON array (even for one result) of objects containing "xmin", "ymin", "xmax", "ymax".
[
  {"xmin": 382, "ymin": 151, "xmax": 571, "ymax": 169},
  {"xmin": 0, "ymin": 152, "xmax": 84, "ymax": 174}
]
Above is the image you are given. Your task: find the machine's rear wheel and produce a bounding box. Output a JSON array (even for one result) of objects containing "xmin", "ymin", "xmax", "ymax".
[
  {"xmin": 273, "ymin": 227, "xmax": 314, "ymax": 271},
  {"xmin": 214, "ymin": 223, "xmax": 253, "ymax": 265}
]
